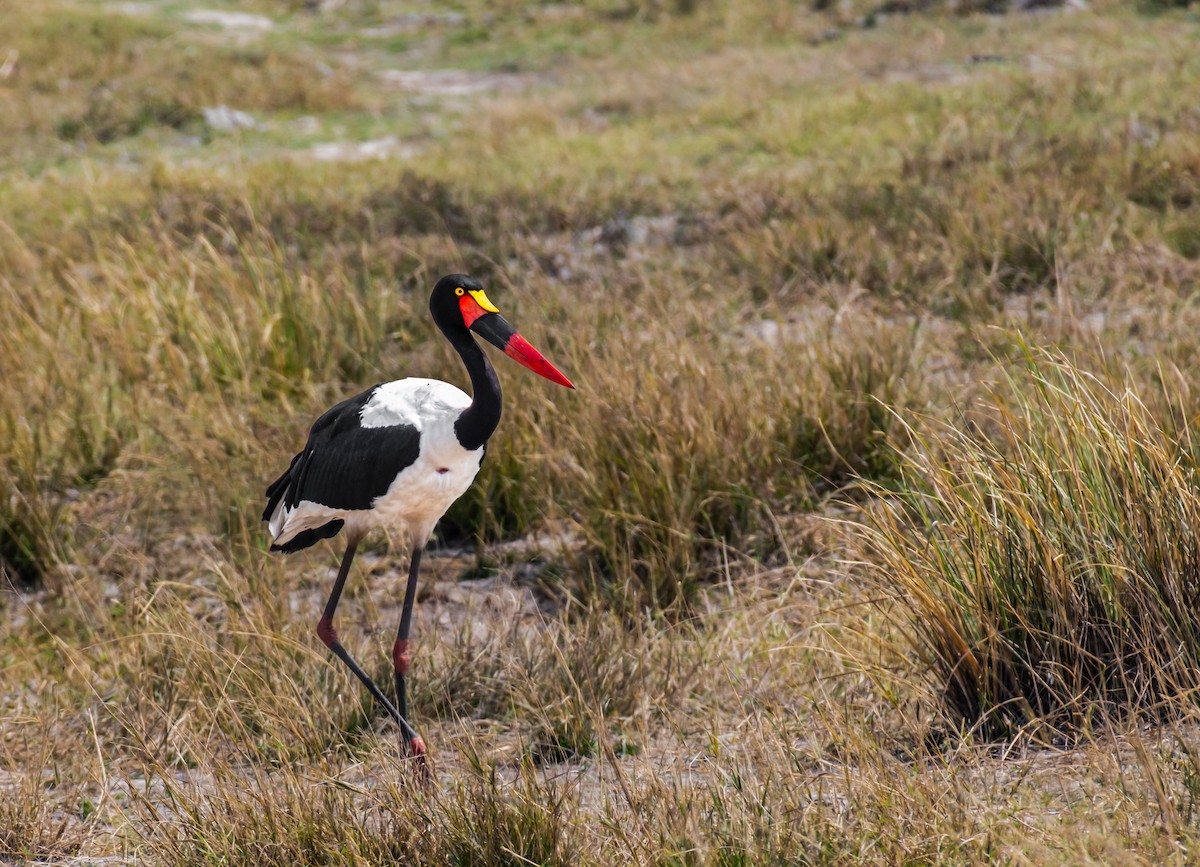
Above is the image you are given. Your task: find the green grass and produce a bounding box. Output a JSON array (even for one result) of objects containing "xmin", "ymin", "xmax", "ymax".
[{"xmin": 4, "ymin": 0, "xmax": 1200, "ymax": 863}]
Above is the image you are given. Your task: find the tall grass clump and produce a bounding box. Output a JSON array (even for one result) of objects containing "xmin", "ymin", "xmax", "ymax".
[
  {"xmin": 562, "ymin": 313, "xmax": 919, "ymax": 613},
  {"xmin": 860, "ymin": 351, "xmax": 1200, "ymax": 741},
  {"xmin": 0, "ymin": 770, "xmax": 87, "ymax": 862}
]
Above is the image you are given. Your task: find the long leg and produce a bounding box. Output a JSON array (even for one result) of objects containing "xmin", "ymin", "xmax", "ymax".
[
  {"xmin": 393, "ymin": 545, "xmax": 427, "ymax": 765},
  {"xmin": 316, "ymin": 536, "xmax": 425, "ymax": 762}
]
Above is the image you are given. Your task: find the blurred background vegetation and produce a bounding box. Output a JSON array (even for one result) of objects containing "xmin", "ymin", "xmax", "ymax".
[{"xmin": 2, "ymin": 0, "xmax": 1200, "ymax": 863}]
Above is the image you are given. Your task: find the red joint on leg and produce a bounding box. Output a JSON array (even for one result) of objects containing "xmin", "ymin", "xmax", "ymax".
[
  {"xmin": 409, "ymin": 736, "xmax": 431, "ymax": 783},
  {"xmin": 316, "ymin": 617, "xmax": 337, "ymax": 647},
  {"xmin": 392, "ymin": 638, "xmax": 411, "ymax": 675}
]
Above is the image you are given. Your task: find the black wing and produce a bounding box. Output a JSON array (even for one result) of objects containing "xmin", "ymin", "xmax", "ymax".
[{"xmin": 263, "ymin": 384, "xmax": 423, "ymax": 522}]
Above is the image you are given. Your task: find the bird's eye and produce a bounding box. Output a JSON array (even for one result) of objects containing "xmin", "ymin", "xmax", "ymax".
[{"xmin": 455, "ymin": 287, "xmax": 465, "ymax": 296}]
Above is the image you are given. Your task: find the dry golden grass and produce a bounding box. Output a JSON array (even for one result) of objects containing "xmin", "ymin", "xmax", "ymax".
[
  {"xmin": 4, "ymin": 0, "xmax": 1200, "ymax": 863},
  {"xmin": 859, "ymin": 351, "xmax": 1200, "ymax": 742}
]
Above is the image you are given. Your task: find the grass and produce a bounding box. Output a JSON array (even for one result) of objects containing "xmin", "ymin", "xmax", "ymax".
[
  {"xmin": 859, "ymin": 351, "xmax": 1200, "ymax": 741},
  {"xmin": 3, "ymin": 0, "xmax": 1200, "ymax": 863}
]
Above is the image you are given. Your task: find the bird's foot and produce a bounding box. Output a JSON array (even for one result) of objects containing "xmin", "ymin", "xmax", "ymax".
[{"xmin": 406, "ymin": 735, "xmax": 432, "ymax": 784}]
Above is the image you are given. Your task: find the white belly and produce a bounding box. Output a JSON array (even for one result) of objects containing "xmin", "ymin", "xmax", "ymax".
[{"xmin": 360, "ymin": 444, "xmax": 483, "ymax": 542}]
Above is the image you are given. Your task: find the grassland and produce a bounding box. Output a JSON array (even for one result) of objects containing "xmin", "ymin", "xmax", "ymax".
[{"xmin": 3, "ymin": 0, "xmax": 1200, "ymax": 863}]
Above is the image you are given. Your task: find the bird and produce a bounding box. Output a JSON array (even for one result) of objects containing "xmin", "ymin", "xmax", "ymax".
[{"xmin": 262, "ymin": 274, "xmax": 574, "ymax": 775}]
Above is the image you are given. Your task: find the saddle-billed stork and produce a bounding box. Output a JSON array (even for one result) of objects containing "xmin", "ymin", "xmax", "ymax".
[{"xmin": 262, "ymin": 274, "xmax": 574, "ymax": 775}]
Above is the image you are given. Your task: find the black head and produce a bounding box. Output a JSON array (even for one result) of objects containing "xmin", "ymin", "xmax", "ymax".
[
  {"xmin": 429, "ymin": 273, "xmax": 487, "ymax": 333},
  {"xmin": 426, "ymin": 273, "xmax": 575, "ymax": 389}
]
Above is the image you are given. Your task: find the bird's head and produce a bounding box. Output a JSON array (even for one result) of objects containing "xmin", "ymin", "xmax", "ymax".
[{"xmin": 430, "ymin": 274, "xmax": 575, "ymax": 389}]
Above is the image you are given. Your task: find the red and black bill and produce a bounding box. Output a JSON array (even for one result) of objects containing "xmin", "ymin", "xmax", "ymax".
[{"xmin": 469, "ymin": 311, "xmax": 575, "ymax": 389}]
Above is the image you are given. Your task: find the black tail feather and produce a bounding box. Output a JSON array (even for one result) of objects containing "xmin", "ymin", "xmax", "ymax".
[
  {"xmin": 263, "ymin": 452, "xmax": 346, "ymax": 553},
  {"xmin": 263, "ymin": 452, "xmax": 303, "ymax": 522},
  {"xmin": 270, "ymin": 520, "xmax": 345, "ymax": 554}
]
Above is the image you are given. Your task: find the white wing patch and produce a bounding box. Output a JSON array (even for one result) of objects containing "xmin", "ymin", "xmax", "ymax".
[{"xmin": 359, "ymin": 378, "xmax": 471, "ymax": 430}]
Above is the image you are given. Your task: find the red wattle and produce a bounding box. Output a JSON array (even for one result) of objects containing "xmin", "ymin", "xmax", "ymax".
[{"xmin": 459, "ymin": 295, "xmax": 489, "ymax": 328}]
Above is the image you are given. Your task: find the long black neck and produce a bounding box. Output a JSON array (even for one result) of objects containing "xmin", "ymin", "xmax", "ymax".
[{"xmin": 448, "ymin": 326, "xmax": 501, "ymax": 451}]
